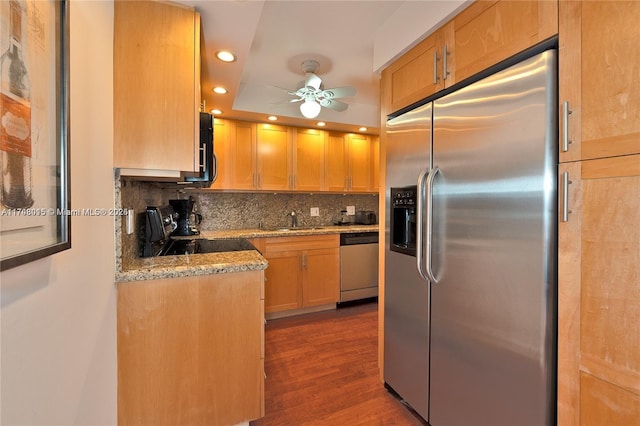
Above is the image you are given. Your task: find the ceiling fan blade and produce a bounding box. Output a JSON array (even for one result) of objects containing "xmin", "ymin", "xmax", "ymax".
[
  {"xmin": 304, "ymin": 72, "xmax": 322, "ymax": 90},
  {"xmin": 289, "ymin": 98, "xmax": 304, "ymax": 103},
  {"xmin": 319, "ymin": 98, "xmax": 348, "ymax": 112},
  {"xmin": 320, "ymin": 86, "xmax": 356, "ymax": 99}
]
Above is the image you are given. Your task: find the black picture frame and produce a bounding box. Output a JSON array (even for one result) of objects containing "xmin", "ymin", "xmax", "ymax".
[{"xmin": 1, "ymin": 0, "xmax": 70, "ymax": 271}]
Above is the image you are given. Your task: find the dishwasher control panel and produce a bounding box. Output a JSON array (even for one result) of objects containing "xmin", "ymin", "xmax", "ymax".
[{"xmin": 340, "ymin": 232, "xmax": 379, "ymax": 246}]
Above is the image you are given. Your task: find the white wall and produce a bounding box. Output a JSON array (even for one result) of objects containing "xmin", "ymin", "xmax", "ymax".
[{"xmin": 0, "ymin": 1, "xmax": 117, "ymax": 424}]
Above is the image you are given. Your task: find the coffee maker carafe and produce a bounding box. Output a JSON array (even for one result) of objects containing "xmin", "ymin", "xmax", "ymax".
[{"xmin": 169, "ymin": 197, "xmax": 202, "ymax": 236}]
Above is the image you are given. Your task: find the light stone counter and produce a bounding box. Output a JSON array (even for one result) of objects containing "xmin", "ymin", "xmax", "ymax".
[
  {"xmin": 195, "ymin": 224, "xmax": 379, "ymax": 240},
  {"xmin": 116, "ymin": 250, "xmax": 268, "ymax": 283},
  {"xmin": 116, "ymin": 224, "xmax": 378, "ymax": 283}
]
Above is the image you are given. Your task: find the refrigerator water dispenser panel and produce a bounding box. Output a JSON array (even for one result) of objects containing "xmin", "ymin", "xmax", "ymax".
[{"xmin": 390, "ymin": 186, "xmax": 417, "ymax": 256}]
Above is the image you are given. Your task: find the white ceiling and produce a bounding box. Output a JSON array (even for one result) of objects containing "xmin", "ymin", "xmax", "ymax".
[{"xmin": 177, "ymin": 1, "xmax": 467, "ymax": 134}]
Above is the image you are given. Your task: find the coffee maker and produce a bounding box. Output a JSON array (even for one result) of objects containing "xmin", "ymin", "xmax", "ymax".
[{"xmin": 169, "ymin": 196, "xmax": 202, "ymax": 236}]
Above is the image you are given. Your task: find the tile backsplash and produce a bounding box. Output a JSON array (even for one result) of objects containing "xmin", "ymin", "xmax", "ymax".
[
  {"xmin": 117, "ymin": 177, "xmax": 379, "ymax": 268},
  {"xmin": 194, "ymin": 192, "xmax": 379, "ymax": 230}
]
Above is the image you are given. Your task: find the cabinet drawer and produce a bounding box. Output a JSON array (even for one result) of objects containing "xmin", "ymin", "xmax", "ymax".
[{"xmin": 262, "ymin": 234, "xmax": 339, "ymax": 253}]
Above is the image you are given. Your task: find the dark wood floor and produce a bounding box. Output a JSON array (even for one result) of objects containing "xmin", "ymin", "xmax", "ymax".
[{"xmin": 251, "ymin": 301, "xmax": 425, "ymax": 426}]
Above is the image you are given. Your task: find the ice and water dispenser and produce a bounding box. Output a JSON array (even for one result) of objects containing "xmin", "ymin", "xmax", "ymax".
[{"xmin": 389, "ymin": 186, "xmax": 417, "ymax": 256}]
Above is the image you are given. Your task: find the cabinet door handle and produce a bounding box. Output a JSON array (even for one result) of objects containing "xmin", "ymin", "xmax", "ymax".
[
  {"xmin": 443, "ymin": 45, "xmax": 450, "ymax": 81},
  {"xmin": 561, "ymin": 171, "xmax": 573, "ymax": 222},
  {"xmin": 303, "ymin": 254, "xmax": 308, "ymax": 269},
  {"xmin": 433, "ymin": 51, "xmax": 439, "ymax": 84},
  {"xmin": 293, "ymin": 175, "xmax": 297, "ymax": 189},
  {"xmin": 562, "ymin": 101, "xmax": 573, "ymax": 152},
  {"xmin": 299, "ymin": 255, "xmax": 303, "ymax": 270}
]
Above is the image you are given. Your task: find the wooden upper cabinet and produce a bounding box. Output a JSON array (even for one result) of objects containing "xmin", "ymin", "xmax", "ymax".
[
  {"xmin": 560, "ymin": 1, "xmax": 640, "ymax": 163},
  {"xmin": 325, "ymin": 133, "xmax": 349, "ymax": 192},
  {"xmin": 256, "ymin": 124, "xmax": 291, "ymax": 191},
  {"xmin": 383, "ymin": 28, "xmax": 448, "ymax": 113},
  {"xmin": 452, "ymin": 0, "xmax": 557, "ymax": 84},
  {"xmin": 207, "ymin": 119, "xmax": 376, "ymax": 193},
  {"xmin": 347, "ymin": 133, "xmax": 372, "ymax": 192},
  {"xmin": 325, "ymin": 132, "xmax": 373, "ymax": 192},
  {"xmin": 230, "ymin": 121, "xmax": 257, "ymax": 190},
  {"xmin": 114, "ymin": 0, "xmax": 200, "ymax": 173},
  {"xmin": 371, "ymin": 135, "xmax": 380, "ymax": 192},
  {"xmin": 293, "ymin": 128, "xmax": 326, "ymax": 192},
  {"xmin": 209, "ymin": 118, "xmax": 229, "ymax": 190}
]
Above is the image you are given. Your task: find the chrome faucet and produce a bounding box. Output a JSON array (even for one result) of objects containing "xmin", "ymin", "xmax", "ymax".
[{"xmin": 290, "ymin": 211, "xmax": 297, "ymax": 228}]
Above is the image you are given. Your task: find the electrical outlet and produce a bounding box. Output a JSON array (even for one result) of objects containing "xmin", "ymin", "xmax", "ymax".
[
  {"xmin": 346, "ymin": 206, "xmax": 355, "ymax": 215},
  {"xmin": 310, "ymin": 207, "xmax": 320, "ymax": 217}
]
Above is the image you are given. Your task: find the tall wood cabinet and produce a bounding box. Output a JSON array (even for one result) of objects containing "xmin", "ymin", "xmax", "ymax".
[
  {"xmin": 558, "ymin": 2, "xmax": 640, "ymax": 425},
  {"xmin": 114, "ymin": 0, "xmax": 200, "ymax": 175}
]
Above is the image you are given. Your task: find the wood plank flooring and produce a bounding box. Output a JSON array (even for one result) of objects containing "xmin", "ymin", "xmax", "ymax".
[{"xmin": 250, "ymin": 302, "xmax": 425, "ymax": 426}]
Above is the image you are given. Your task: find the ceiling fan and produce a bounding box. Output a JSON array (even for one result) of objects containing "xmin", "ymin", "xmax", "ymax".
[{"xmin": 286, "ymin": 60, "xmax": 356, "ymax": 119}]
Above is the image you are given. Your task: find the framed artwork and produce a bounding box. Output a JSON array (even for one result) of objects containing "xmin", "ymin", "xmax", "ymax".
[{"xmin": 1, "ymin": 0, "xmax": 70, "ymax": 271}]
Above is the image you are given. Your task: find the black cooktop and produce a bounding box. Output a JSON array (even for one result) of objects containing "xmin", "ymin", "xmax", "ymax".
[{"xmin": 159, "ymin": 238, "xmax": 256, "ymax": 256}]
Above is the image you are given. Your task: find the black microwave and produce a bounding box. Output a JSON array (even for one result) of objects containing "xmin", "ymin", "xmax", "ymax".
[{"xmin": 182, "ymin": 112, "xmax": 217, "ymax": 187}]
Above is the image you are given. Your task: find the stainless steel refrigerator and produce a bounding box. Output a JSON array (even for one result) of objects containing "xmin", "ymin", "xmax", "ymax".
[{"xmin": 384, "ymin": 47, "xmax": 557, "ymax": 425}]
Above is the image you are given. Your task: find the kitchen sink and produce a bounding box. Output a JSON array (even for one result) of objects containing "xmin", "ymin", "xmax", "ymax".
[{"xmin": 271, "ymin": 226, "xmax": 326, "ymax": 231}]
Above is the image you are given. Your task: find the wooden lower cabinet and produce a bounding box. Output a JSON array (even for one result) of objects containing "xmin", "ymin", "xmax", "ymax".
[
  {"xmin": 117, "ymin": 271, "xmax": 265, "ymax": 425},
  {"xmin": 558, "ymin": 155, "xmax": 640, "ymax": 426},
  {"xmin": 252, "ymin": 235, "xmax": 340, "ymax": 315}
]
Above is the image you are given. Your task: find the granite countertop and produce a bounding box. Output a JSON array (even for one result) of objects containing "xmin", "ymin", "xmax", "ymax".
[
  {"xmin": 116, "ymin": 250, "xmax": 269, "ymax": 283},
  {"xmin": 116, "ymin": 224, "xmax": 379, "ymax": 283},
  {"xmin": 195, "ymin": 224, "xmax": 379, "ymax": 240}
]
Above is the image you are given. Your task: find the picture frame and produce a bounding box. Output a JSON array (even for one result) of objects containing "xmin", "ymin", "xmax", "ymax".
[{"xmin": 1, "ymin": 0, "xmax": 70, "ymax": 271}]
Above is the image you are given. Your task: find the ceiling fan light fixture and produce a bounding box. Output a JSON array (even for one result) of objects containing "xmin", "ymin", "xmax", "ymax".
[{"xmin": 300, "ymin": 99, "xmax": 321, "ymax": 118}]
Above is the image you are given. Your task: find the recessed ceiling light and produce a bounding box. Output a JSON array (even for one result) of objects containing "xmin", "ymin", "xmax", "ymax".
[
  {"xmin": 213, "ymin": 86, "xmax": 228, "ymax": 94},
  {"xmin": 216, "ymin": 51, "xmax": 236, "ymax": 62},
  {"xmin": 317, "ymin": 121, "xmax": 326, "ymax": 127},
  {"xmin": 359, "ymin": 127, "xmax": 368, "ymax": 132},
  {"xmin": 211, "ymin": 109, "xmax": 222, "ymax": 115},
  {"xmin": 267, "ymin": 115, "xmax": 278, "ymax": 121}
]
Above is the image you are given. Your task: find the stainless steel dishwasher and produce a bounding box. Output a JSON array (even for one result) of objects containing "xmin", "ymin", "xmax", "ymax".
[{"xmin": 339, "ymin": 232, "xmax": 379, "ymax": 302}]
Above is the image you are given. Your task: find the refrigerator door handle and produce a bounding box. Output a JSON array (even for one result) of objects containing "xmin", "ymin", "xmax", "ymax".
[
  {"xmin": 425, "ymin": 166, "xmax": 440, "ymax": 284},
  {"xmin": 417, "ymin": 166, "xmax": 440, "ymax": 283},
  {"xmin": 416, "ymin": 168, "xmax": 430, "ymax": 281}
]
